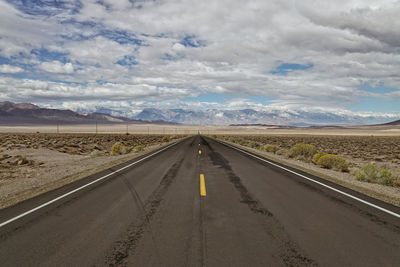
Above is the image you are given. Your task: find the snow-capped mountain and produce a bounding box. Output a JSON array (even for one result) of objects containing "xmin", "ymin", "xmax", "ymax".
[{"xmin": 133, "ymin": 108, "xmax": 399, "ymax": 126}]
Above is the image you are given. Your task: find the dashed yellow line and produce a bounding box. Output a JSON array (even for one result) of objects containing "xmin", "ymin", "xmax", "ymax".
[{"xmin": 200, "ymin": 174, "xmax": 206, "ymax": 196}]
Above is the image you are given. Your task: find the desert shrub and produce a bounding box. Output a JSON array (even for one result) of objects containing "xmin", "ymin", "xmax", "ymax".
[
  {"xmin": 90, "ymin": 149, "xmax": 103, "ymax": 157},
  {"xmin": 264, "ymin": 145, "xmax": 278, "ymax": 153},
  {"xmin": 162, "ymin": 136, "xmax": 170, "ymax": 142},
  {"xmin": 276, "ymin": 149, "xmax": 286, "ymax": 156},
  {"xmin": 134, "ymin": 145, "xmax": 144, "ymax": 152},
  {"xmin": 111, "ymin": 142, "xmax": 131, "ymax": 155},
  {"xmin": 356, "ymin": 164, "xmax": 395, "ymax": 186},
  {"xmin": 312, "ymin": 152, "xmax": 328, "ymax": 164},
  {"xmin": 248, "ymin": 141, "xmax": 261, "ymax": 149},
  {"xmin": 237, "ymin": 138, "xmax": 247, "ymax": 145},
  {"xmin": 287, "ymin": 143, "xmax": 317, "ymax": 160},
  {"xmin": 317, "ymin": 154, "xmax": 349, "ymax": 172}
]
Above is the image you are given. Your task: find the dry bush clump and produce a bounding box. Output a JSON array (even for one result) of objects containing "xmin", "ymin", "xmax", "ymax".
[
  {"xmin": 111, "ymin": 142, "xmax": 132, "ymax": 155},
  {"xmin": 133, "ymin": 145, "xmax": 144, "ymax": 152},
  {"xmin": 316, "ymin": 154, "xmax": 349, "ymax": 172},
  {"xmin": 287, "ymin": 143, "xmax": 317, "ymax": 160},
  {"xmin": 356, "ymin": 164, "xmax": 396, "ymax": 186},
  {"xmin": 312, "ymin": 152, "xmax": 327, "ymax": 164},
  {"xmin": 90, "ymin": 149, "xmax": 104, "ymax": 157},
  {"xmin": 247, "ymin": 141, "xmax": 261, "ymax": 149},
  {"xmin": 264, "ymin": 145, "xmax": 278, "ymax": 153}
]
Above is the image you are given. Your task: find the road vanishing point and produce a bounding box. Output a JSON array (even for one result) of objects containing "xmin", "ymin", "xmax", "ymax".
[{"xmin": 0, "ymin": 136, "xmax": 399, "ymax": 266}]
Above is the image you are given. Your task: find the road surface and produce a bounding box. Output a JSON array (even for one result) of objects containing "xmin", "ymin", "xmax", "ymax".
[{"xmin": 0, "ymin": 135, "xmax": 399, "ymax": 266}]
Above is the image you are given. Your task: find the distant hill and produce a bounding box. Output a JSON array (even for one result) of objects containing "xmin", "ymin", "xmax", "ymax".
[
  {"xmin": 229, "ymin": 123, "xmax": 296, "ymax": 128},
  {"xmin": 0, "ymin": 101, "xmax": 146, "ymax": 125},
  {"xmin": 383, "ymin": 119, "xmax": 400, "ymax": 126}
]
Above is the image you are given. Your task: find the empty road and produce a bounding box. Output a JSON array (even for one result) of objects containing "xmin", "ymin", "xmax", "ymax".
[{"xmin": 0, "ymin": 135, "xmax": 399, "ymax": 266}]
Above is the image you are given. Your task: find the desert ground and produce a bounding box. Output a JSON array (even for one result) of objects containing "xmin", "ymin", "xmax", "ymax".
[
  {"xmin": 1, "ymin": 123, "xmax": 400, "ymax": 136},
  {"xmin": 0, "ymin": 131, "xmax": 185, "ymax": 209},
  {"xmin": 1, "ymin": 123, "xmax": 399, "ymax": 208}
]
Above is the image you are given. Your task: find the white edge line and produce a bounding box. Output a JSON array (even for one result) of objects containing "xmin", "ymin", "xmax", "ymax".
[
  {"xmin": 216, "ymin": 139, "xmax": 400, "ymax": 219},
  {"xmin": 0, "ymin": 140, "xmax": 181, "ymax": 228}
]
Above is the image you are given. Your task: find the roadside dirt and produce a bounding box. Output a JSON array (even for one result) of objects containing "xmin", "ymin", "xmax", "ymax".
[{"xmin": 0, "ymin": 133, "xmax": 185, "ymax": 210}]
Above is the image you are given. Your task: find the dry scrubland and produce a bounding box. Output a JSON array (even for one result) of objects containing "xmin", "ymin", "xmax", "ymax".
[
  {"xmin": 215, "ymin": 134, "xmax": 400, "ymax": 206},
  {"xmin": 0, "ymin": 133, "xmax": 185, "ymax": 209}
]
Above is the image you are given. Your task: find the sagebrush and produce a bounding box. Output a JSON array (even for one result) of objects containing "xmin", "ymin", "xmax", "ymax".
[
  {"xmin": 287, "ymin": 143, "xmax": 317, "ymax": 160},
  {"xmin": 356, "ymin": 164, "xmax": 396, "ymax": 186},
  {"xmin": 317, "ymin": 154, "xmax": 349, "ymax": 172}
]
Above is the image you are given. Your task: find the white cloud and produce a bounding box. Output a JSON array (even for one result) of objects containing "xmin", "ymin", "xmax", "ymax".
[
  {"xmin": 0, "ymin": 64, "xmax": 24, "ymax": 73},
  {"xmin": 39, "ymin": 61, "xmax": 74, "ymax": 73},
  {"xmin": 0, "ymin": 0, "xmax": 400, "ymax": 118}
]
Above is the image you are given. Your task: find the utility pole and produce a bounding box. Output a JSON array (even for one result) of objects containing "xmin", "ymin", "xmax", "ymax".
[
  {"xmin": 57, "ymin": 121, "xmax": 59, "ymax": 134},
  {"xmin": 147, "ymin": 126, "xmax": 150, "ymax": 135},
  {"xmin": 126, "ymin": 124, "xmax": 129, "ymax": 135},
  {"xmin": 95, "ymin": 121, "xmax": 98, "ymax": 135}
]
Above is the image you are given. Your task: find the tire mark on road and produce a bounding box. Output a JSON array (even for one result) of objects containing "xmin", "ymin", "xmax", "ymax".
[
  {"xmin": 204, "ymin": 138, "xmax": 318, "ymax": 267},
  {"xmin": 106, "ymin": 158, "xmax": 184, "ymax": 267}
]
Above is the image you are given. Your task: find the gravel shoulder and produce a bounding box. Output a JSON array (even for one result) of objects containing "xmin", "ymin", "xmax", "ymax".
[
  {"xmin": 216, "ymin": 138, "xmax": 400, "ymax": 207},
  {"xmin": 0, "ymin": 139, "xmax": 183, "ymax": 210}
]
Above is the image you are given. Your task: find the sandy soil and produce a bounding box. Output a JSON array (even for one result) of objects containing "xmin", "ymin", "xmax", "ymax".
[
  {"xmin": 216, "ymin": 138, "xmax": 400, "ymax": 207},
  {"xmin": 0, "ymin": 137, "xmax": 183, "ymax": 210},
  {"xmin": 1, "ymin": 123, "xmax": 400, "ymax": 136}
]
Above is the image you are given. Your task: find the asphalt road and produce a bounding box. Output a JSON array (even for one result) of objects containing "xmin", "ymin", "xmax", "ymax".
[{"xmin": 0, "ymin": 135, "xmax": 399, "ymax": 266}]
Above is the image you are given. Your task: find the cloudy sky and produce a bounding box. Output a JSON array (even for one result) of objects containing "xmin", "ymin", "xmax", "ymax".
[{"xmin": 0, "ymin": 0, "xmax": 399, "ymax": 117}]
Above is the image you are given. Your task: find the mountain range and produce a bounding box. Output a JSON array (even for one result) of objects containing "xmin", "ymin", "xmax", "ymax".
[
  {"xmin": 0, "ymin": 101, "xmax": 145, "ymax": 125},
  {"xmin": 133, "ymin": 108, "xmax": 400, "ymax": 126},
  {"xmin": 1, "ymin": 102, "xmax": 399, "ymax": 126}
]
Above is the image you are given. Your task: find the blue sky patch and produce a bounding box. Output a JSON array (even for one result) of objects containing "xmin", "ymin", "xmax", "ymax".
[
  {"xmin": 180, "ymin": 35, "xmax": 205, "ymax": 48},
  {"xmin": 182, "ymin": 93, "xmax": 275, "ymax": 106},
  {"xmin": 117, "ymin": 55, "xmax": 138, "ymax": 66},
  {"xmin": 271, "ymin": 63, "xmax": 313, "ymax": 75},
  {"xmin": 359, "ymin": 87, "xmax": 397, "ymax": 94},
  {"xmin": 100, "ymin": 29, "xmax": 143, "ymax": 46},
  {"xmin": 348, "ymin": 96, "xmax": 400, "ymax": 113},
  {"xmin": 31, "ymin": 49, "xmax": 69, "ymax": 63},
  {"xmin": 7, "ymin": 0, "xmax": 83, "ymax": 16}
]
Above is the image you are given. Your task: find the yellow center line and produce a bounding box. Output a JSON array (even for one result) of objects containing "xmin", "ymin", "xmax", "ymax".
[{"xmin": 200, "ymin": 174, "xmax": 206, "ymax": 196}]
